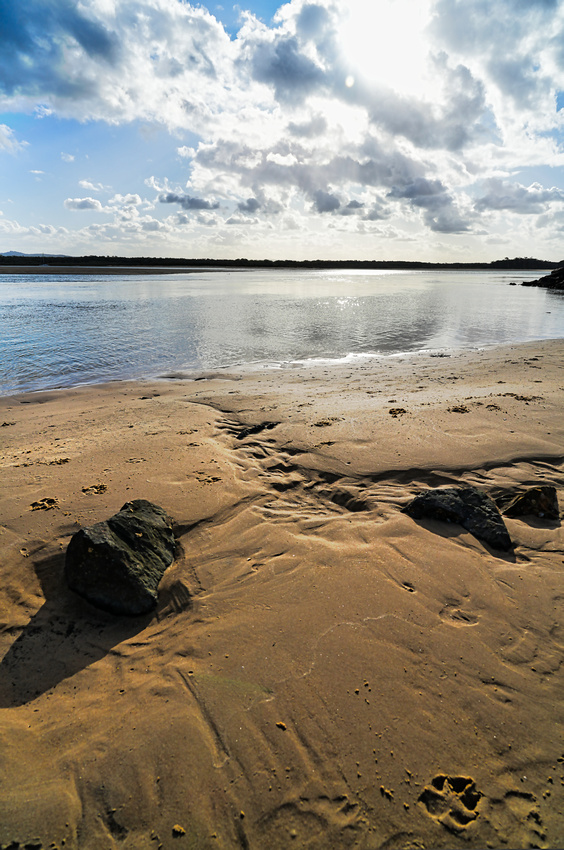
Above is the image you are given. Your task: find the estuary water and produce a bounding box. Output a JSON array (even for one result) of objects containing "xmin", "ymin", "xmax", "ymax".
[{"xmin": 1, "ymin": 267, "xmax": 563, "ymax": 396}]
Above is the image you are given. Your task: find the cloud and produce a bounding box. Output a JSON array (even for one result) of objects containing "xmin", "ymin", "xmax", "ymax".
[
  {"xmin": 64, "ymin": 197, "xmax": 105, "ymax": 211},
  {"xmin": 389, "ymin": 178, "xmax": 447, "ymax": 202},
  {"xmin": 389, "ymin": 178, "xmax": 473, "ymax": 233},
  {"xmin": 475, "ymin": 179, "xmax": 564, "ymax": 213},
  {"xmin": 237, "ymin": 197, "xmax": 261, "ymax": 213},
  {"xmin": 110, "ymin": 193, "xmax": 142, "ymax": 206},
  {"xmin": 312, "ymin": 189, "xmax": 341, "ymax": 213},
  {"xmin": 364, "ymin": 202, "xmax": 389, "ymax": 221},
  {"xmin": 0, "ymin": 124, "xmax": 26, "ymax": 153},
  {"xmin": 3, "ymin": 0, "xmax": 564, "ymax": 256},
  {"xmin": 34, "ymin": 104, "xmax": 53, "ymax": 118},
  {"xmin": 430, "ymin": 0, "xmax": 564, "ymax": 119},
  {"xmin": 79, "ymin": 179, "xmax": 106, "ymax": 192},
  {"xmin": 250, "ymin": 36, "xmax": 325, "ymax": 103},
  {"xmin": 287, "ymin": 114, "xmax": 327, "ymax": 138},
  {"xmin": 339, "ymin": 199, "xmax": 364, "ymax": 216},
  {"xmin": 0, "ymin": 0, "xmax": 234, "ymax": 130},
  {"xmin": 158, "ymin": 191, "xmax": 220, "ymax": 211}
]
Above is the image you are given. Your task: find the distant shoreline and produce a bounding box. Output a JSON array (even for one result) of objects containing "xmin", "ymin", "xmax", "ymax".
[
  {"xmin": 0, "ymin": 265, "xmax": 225, "ymax": 275},
  {"xmin": 0, "ymin": 254, "xmax": 561, "ymax": 274}
]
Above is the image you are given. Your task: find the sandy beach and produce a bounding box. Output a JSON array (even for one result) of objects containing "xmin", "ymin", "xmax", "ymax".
[{"xmin": 1, "ymin": 339, "xmax": 563, "ymax": 849}]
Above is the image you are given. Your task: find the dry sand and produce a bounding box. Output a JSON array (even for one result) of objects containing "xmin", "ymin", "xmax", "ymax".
[{"xmin": 1, "ymin": 340, "xmax": 563, "ymax": 849}]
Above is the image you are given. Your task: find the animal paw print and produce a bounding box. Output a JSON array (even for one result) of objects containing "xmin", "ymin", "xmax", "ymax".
[{"xmin": 418, "ymin": 774, "xmax": 482, "ymax": 834}]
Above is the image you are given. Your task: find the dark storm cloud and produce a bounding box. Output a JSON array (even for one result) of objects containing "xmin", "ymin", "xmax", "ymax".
[{"xmin": 158, "ymin": 192, "xmax": 220, "ymax": 211}]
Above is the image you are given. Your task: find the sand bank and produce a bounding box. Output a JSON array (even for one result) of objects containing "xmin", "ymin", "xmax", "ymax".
[{"xmin": 1, "ymin": 340, "xmax": 563, "ymax": 848}]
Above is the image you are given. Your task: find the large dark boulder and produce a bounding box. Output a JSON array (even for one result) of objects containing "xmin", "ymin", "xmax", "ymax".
[
  {"xmin": 499, "ymin": 485, "xmax": 559, "ymax": 520},
  {"xmin": 403, "ymin": 486, "xmax": 512, "ymax": 551},
  {"xmin": 65, "ymin": 499, "xmax": 176, "ymax": 615}
]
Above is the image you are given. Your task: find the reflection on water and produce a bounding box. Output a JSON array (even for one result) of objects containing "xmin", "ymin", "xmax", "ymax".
[{"xmin": 0, "ymin": 268, "xmax": 562, "ymax": 395}]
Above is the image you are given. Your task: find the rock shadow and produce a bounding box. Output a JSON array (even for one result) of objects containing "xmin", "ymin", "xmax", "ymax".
[
  {"xmin": 0, "ymin": 547, "xmax": 151, "ymax": 708},
  {"xmin": 406, "ymin": 517, "xmax": 517, "ymax": 562}
]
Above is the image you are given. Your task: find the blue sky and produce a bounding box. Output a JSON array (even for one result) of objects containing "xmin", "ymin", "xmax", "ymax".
[{"xmin": 1, "ymin": 0, "xmax": 564, "ymax": 261}]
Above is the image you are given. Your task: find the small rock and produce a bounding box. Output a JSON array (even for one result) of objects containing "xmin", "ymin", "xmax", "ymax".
[
  {"xmin": 65, "ymin": 499, "xmax": 176, "ymax": 615},
  {"xmin": 501, "ymin": 485, "xmax": 559, "ymax": 519},
  {"xmin": 172, "ymin": 823, "xmax": 186, "ymax": 836},
  {"xmin": 403, "ymin": 486, "xmax": 512, "ymax": 550}
]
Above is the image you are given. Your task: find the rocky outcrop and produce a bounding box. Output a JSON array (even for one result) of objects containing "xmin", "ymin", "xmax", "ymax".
[
  {"xmin": 522, "ymin": 266, "xmax": 564, "ymax": 289},
  {"xmin": 65, "ymin": 499, "xmax": 176, "ymax": 615},
  {"xmin": 402, "ymin": 486, "xmax": 512, "ymax": 551}
]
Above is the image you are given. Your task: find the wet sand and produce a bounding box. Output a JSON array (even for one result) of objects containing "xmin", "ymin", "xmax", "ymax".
[{"xmin": 0, "ymin": 340, "xmax": 563, "ymax": 849}]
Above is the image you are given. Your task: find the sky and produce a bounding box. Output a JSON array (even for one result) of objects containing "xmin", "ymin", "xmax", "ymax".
[{"xmin": 1, "ymin": 0, "xmax": 564, "ymax": 261}]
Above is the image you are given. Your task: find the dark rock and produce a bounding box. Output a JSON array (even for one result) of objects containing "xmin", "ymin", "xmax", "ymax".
[
  {"xmin": 403, "ymin": 485, "xmax": 512, "ymax": 551},
  {"xmin": 522, "ymin": 266, "xmax": 564, "ymax": 289},
  {"xmin": 501, "ymin": 485, "xmax": 559, "ymax": 519},
  {"xmin": 65, "ymin": 499, "xmax": 176, "ymax": 615}
]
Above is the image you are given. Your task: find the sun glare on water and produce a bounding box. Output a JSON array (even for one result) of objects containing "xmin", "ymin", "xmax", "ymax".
[{"xmin": 340, "ymin": 0, "xmax": 434, "ymax": 97}]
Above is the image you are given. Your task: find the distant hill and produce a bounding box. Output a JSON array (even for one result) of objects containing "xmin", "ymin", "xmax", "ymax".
[{"xmin": 1, "ymin": 251, "xmax": 70, "ymax": 258}]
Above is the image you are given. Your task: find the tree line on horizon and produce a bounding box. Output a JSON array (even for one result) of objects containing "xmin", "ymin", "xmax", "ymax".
[{"xmin": 0, "ymin": 255, "xmax": 560, "ymax": 270}]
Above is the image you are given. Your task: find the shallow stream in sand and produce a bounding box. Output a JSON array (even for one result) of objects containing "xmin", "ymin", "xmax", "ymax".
[{"xmin": 1, "ymin": 267, "xmax": 563, "ymax": 395}]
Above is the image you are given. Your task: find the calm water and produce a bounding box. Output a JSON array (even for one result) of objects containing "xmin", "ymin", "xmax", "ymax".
[{"xmin": 0, "ymin": 268, "xmax": 563, "ymax": 395}]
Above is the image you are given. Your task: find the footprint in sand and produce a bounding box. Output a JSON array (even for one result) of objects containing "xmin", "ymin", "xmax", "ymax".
[
  {"xmin": 30, "ymin": 497, "xmax": 59, "ymax": 511},
  {"xmin": 439, "ymin": 603, "xmax": 479, "ymax": 626},
  {"xmin": 82, "ymin": 483, "xmax": 108, "ymax": 495},
  {"xmin": 418, "ymin": 774, "xmax": 482, "ymax": 834},
  {"xmin": 486, "ymin": 788, "xmax": 547, "ymax": 848},
  {"xmin": 257, "ymin": 793, "xmax": 361, "ymax": 845}
]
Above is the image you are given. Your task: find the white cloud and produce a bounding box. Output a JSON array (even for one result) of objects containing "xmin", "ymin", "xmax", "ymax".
[
  {"xmin": 2, "ymin": 0, "xmax": 564, "ymax": 257},
  {"xmin": 34, "ymin": 105, "xmax": 53, "ymax": 118},
  {"xmin": 475, "ymin": 179, "xmax": 564, "ymax": 214},
  {"xmin": 64, "ymin": 197, "xmax": 106, "ymax": 211},
  {"xmin": 109, "ymin": 192, "xmax": 142, "ymax": 205},
  {"xmin": 0, "ymin": 124, "xmax": 26, "ymax": 154},
  {"xmin": 79, "ymin": 180, "xmax": 107, "ymax": 192}
]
